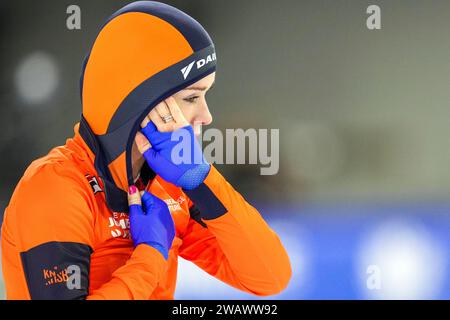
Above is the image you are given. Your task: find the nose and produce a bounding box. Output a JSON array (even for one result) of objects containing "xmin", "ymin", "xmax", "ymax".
[
  {"xmin": 191, "ymin": 101, "xmax": 212, "ymax": 136},
  {"xmin": 193, "ymin": 101, "xmax": 213, "ymax": 126}
]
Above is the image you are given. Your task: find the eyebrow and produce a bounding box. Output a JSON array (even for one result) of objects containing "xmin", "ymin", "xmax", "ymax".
[{"xmin": 183, "ymin": 81, "xmax": 215, "ymax": 91}]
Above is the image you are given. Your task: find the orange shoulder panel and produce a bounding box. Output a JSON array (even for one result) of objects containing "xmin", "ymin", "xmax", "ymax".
[
  {"xmin": 5, "ymin": 160, "xmax": 96, "ymax": 252},
  {"xmin": 181, "ymin": 166, "xmax": 292, "ymax": 296}
]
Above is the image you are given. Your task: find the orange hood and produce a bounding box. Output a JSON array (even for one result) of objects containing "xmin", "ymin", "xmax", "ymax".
[{"xmin": 78, "ymin": 1, "xmax": 216, "ymax": 212}]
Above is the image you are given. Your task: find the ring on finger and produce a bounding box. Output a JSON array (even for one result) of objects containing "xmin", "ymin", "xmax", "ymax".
[{"xmin": 161, "ymin": 114, "xmax": 174, "ymax": 123}]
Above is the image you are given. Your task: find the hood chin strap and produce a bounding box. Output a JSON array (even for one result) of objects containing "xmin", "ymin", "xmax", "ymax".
[{"xmin": 79, "ymin": 116, "xmax": 130, "ymax": 213}]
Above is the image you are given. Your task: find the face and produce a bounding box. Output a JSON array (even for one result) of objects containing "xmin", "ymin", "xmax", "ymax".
[
  {"xmin": 171, "ymin": 71, "xmax": 216, "ymax": 136},
  {"xmin": 131, "ymin": 72, "xmax": 216, "ymax": 180}
]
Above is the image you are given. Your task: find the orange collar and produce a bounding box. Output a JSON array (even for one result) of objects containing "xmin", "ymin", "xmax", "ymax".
[{"xmin": 68, "ymin": 122, "xmax": 96, "ymax": 166}]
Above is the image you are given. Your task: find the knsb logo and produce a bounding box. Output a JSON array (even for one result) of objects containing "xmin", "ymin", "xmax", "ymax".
[
  {"xmin": 181, "ymin": 52, "xmax": 216, "ymax": 80},
  {"xmin": 43, "ymin": 266, "xmax": 68, "ymax": 287}
]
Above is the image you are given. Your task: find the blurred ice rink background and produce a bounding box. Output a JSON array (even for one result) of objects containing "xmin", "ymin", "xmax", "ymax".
[{"xmin": 2, "ymin": 0, "xmax": 450, "ymax": 299}]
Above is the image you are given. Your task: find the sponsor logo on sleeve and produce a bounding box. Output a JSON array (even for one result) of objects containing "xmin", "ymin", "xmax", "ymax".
[{"xmin": 85, "ymin": 174, "xmax": 103, "ymax": 194}]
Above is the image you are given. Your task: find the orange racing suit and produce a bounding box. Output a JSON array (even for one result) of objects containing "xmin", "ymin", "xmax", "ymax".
[{"xmin": 1, "ymin": 1, "xmax": 292, "ymax": 300}]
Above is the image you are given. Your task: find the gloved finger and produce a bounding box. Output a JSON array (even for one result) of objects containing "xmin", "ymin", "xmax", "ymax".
[
  {"xmin": 165, "ymin": 97, "xmax": 189, "ymax": 127},
  {"xmin": 141, "ymin": 191, "xmax": 157, "ymax": 213},
  {"xmin": 135, "ymin": 131, "xmax": 152, "ymax": 154},
  {"xmin": 142, "ymin": 191, "xmax": 171, "ymax": 214},
  {"xmin": 128, "ymin": 185, "xmax": 142, "ymax": 207},
  {"xmin": 140, "ymin": 120, "xmax": 158, "ymax": 141},
  {"xmin": 142, "ymin": 145, "xmax": 160, "ymax": 162}
]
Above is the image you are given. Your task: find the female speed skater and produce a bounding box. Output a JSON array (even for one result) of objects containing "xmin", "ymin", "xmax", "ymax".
[{"xmin": 1, "ymin": 1, "xmax": 291, "ymax": 299}]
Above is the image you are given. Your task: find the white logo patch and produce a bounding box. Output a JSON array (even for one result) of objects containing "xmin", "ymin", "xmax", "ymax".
[
  {"xmin": 181, "ymin": 61, "xmax": 195, "ymax": 80},
  {"xmin": 180, "ymin": 52, "xmax": 216, "ymax": 79}
]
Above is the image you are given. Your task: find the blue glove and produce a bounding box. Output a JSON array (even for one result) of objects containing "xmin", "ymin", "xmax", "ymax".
[
  {"xmin": 129, "ymin": 189, "xmax": 175, "ymax": 260},
  {"xmin": 141, "ymin": 121, "xmax": 210, "ymax": 190}
]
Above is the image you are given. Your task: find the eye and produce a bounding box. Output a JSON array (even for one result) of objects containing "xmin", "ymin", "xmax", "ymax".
[{"xmin": 184, "ymin": 96, "xmax": 200, "ymax": 104}]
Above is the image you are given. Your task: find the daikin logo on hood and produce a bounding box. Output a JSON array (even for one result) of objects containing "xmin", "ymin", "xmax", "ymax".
[{"xmin": 181, "ymin": 52, "xmax": 217, "ymax": 80}]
